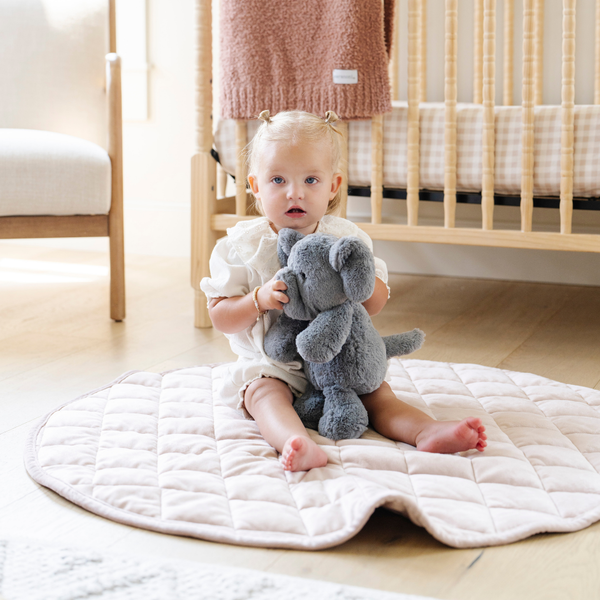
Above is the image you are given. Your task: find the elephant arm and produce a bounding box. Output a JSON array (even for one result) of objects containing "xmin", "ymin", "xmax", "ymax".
[
  {"xmin": 264, "ymin": 313, "xmax": 308, "ymax": 363},
  {"xmin": 296, "ymin": 302, "xmax": 354, "ymax": 364}
]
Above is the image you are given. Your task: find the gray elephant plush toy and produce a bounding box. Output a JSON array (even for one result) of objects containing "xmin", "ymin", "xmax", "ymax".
[{"xmin": 264, "ymin": 229, "xmax": 425, "ymax": 441}]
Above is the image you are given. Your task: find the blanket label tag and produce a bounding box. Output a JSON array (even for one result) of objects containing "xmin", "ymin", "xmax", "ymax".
[{"xmin": 333, "ymin": 69, "xmax": 358, "ymax": 84}]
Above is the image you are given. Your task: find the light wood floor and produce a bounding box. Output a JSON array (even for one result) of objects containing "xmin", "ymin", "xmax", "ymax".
[{"xmin": 2, "ymin": 242, "xmax": 600, "ymax": 600}]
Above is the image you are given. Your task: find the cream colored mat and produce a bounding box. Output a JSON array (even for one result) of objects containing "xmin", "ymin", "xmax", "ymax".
[{"xmin": 25, "ymin": 359, "xmax": 600, "ymax": 549}]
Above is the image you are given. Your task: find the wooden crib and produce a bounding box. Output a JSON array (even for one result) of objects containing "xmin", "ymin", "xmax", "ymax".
[{"xmin": 191, "ymin": 0, "xmax": 600, "ymax": 328}]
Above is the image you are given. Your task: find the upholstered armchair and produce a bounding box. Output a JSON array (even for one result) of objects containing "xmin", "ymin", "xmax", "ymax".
[{"xmin": 0, "ymin": 0, "xmax": 125, "ymax": 321}]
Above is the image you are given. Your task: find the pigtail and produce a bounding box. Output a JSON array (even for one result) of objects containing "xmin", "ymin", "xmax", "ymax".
[
  {"xmin": 324, "ymin": 111, "xmax": 342, "ymax": 137},
  {"xmin": 324, "ymin": 111, "xmax": 339, "ymax": 125},
  {"xmin": 258, "ymin": 110, "xmax": 271, "ymax": 123}
]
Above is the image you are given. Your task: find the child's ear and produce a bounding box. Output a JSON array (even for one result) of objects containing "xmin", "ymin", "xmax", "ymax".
[
  {"xmin": 248, "ymin": 174, "xmax": 260, "ymax": 196},
  {"xmin": 330, "ymin": 173, "xmax": 343, "ymax": 198}
]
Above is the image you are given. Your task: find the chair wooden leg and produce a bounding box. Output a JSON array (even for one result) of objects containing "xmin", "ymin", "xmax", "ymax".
[{"xmin": 109, "ymin": 223, "xmax": 126, "ymax": 321}]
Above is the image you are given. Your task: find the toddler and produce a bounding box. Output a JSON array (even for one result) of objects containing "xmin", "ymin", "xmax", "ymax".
[{"xmin": 201, "ymin": 110, "xmax": 486, "ymax": 472}]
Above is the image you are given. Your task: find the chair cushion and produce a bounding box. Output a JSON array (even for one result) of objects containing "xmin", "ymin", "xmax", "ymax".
[{"xmin": 0, "ymin": 129, "xmax": 111, "ymax": 217}]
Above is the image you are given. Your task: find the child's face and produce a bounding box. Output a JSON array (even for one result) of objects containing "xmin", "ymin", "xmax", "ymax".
[{"xmin": 248, "ymin": 140, "xmax": 342, "ymax": 235}]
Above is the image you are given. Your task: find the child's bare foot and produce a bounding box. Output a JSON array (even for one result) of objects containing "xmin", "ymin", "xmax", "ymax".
[
  {"xmin": 280, "ymin": 435, "xmax": 328, "ymax": 472},
  {"xmin": 415, "ymin": 417, "xmax": 487, "ymax": 454}
]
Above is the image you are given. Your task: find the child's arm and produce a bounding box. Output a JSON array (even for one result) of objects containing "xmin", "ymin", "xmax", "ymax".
[
  {"xmin": 362, "ymin": 276, "xmax": 388, "ymax": 316},
  {"xmin": 208, "ymin": 277, "xmax": 288, "ymax": 334}
]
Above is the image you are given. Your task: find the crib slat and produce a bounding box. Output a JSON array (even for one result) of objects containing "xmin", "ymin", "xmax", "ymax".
[
  {"xmin": 534, "ymin": 0, "xmax": 544, "ymax": 105},
  {"xmin": 474, "ymin": 0, "xmax": 484, "ymax": 104},
  {"xmin": 421, "ymin": 0, "xmax": 428, "ymax": 102},
  {"xmin": 371, "ymin": 116, "xmax": 384, "ymax": 225},
  {"xmin": 482, "ymin": 0, "xmax": 496, "ymax": 231},
  {"xmin": 444, "ymin": 0, "xmax": 458, "ymax": 228},
  {"xmin": 503, "ymin": 0, "xmax": 514, "ymax": 105},
  {"xmin": 407, "ymin": 0, "xmax": 421, "ymax": 227},
  {"xmin": 338, "ymin": 121, "xmax": 349, "ymax": 219},
  {"xmin": 521, "ymin": 0, "xmax": 535, "ymax": 233},
  {"xmin": 235, "ymin": 121, "xmax": 247, "ymax": 216},
  {"xmin": 596, "ymin": 0, "xmax": 600, "ymax": 104},
  {"xmin": 561, "ymin": 0, "xmax": 576, "ymax": 235}
]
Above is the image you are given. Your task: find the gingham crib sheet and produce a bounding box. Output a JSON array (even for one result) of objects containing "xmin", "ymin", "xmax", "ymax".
[{"xmin": 214, "ymin": 102, "xmax": 600, "ymax": 198}]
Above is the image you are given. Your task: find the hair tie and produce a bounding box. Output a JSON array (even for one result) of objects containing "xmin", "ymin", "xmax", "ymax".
[
  {"xmin": 324, "ymin": 111, "xmax": 339, "ymax": 125},
  {"xmin": 258, "ymin": 110, "xmax": 271, "ymax": 123}
]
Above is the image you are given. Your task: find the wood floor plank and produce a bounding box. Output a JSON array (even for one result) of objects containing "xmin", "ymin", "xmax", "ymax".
[
  {"xmin": 264, "ymin": 509, "xmax": 482, "ymax": 597},
  {"xmin": 0, "ymin": 423, "xmax": 38, "ymax": 509},
  {"xmin": 372, "ymin": 274, "xmax": 506, "ymax": 338},
  {"xmin": 498, "ymin": 286, "xmax": 600, "ymax": 388},
  {"xmin": 1, "ymin": 315, "xmax": 222, "ymax": 434},
  {"xmin": 147, "ymin": 334, "xmax": 236, "ymax": 373},
  {"xmin": 108, "ymin": 528, "xmax": 284, "ymax": 573},
  {"xmin": 0, "ymin": 332, "xmax": 95, "ymax": 382},
  {"xmin": 415, "ymin": 282, "xmax": 577, "ymax": 367},
  {"xmin": 0, "ymin": 487, "xmax": 134, "ymax": 549},
  {"xmin": 443, "ymin": 523, "xmax": 600, "ymax": 600}
]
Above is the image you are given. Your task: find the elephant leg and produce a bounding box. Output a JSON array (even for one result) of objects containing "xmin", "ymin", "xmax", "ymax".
[
  {"xmin": 318, "ymin": 385, "xmax": 368, "ymax": 441},
  {"xmin": 293, "ymin": 385, "xmax": 325, "ymax": 431}
]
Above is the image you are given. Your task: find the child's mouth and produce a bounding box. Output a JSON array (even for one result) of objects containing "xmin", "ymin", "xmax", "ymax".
[{"xmin": 286, "ymin": 208, "xmax": 306, "ymax": 217}]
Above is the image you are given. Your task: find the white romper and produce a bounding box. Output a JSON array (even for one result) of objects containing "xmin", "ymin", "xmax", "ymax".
[{"xmin": 200, "ymin": 215, "xmax": 389, "ymax": 415}]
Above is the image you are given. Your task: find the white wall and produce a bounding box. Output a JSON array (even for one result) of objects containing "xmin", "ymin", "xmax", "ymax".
[
  {"xmin": 119, "ymin": 0, "xmax": 195, "ymax": 257},
  {"xmin": 8, "ymin": 0, "xmax": 600, "ymax": 286}
]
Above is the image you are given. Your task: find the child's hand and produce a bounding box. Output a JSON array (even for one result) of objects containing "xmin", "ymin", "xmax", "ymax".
[{"xmin": 256, "ymin": 277, "xmax": 289, "ymax": 311}]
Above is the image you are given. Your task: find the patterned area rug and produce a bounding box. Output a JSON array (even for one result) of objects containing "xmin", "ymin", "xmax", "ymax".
[{"xmin": 0, "ymin": 538, "xmax": 430, "ymax": 600}]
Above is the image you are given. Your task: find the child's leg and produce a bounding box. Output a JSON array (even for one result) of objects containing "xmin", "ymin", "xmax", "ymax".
[
  {"xmin": 244, "ymin": 377, "xmax": 328, "ymax": 471},
  {"xmin": 361, "ymin": 381, "xmax": 487, "ymax": 453}
]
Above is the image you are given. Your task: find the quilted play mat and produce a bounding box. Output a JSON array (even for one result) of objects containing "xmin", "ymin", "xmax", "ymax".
[{"xmin": 25, "ymin": 359, "xmax": 600, "ymax": 550}]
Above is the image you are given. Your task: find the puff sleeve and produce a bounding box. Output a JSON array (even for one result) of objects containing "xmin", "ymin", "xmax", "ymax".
[{"xmin": 200, "ymin": 236, "xmax": 252, "ymax": 302}]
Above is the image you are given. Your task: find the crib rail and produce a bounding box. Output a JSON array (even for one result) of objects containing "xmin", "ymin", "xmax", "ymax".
[{"xmin": 191, "ymin": 0, "xmax": 600, "ymax": 328}]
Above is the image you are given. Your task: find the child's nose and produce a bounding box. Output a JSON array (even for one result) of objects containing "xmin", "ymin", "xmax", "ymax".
[{"xmin": 287, "ymin": 183, "xmax": 304, "ymax": 200}]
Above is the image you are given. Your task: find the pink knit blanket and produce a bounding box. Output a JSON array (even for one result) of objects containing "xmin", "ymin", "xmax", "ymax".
[{"xmin": 219, "ymin": 0, "xmax": 394, "ymax": 120}]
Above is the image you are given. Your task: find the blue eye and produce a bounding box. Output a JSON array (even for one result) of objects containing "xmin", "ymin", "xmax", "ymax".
[
  {"xmin": 305, "ymin": 177, "xmax": 318, "ymax": 184},
  {"xmin": 272, "ymin": 176, "xmax": 284, "ymax": 184}
]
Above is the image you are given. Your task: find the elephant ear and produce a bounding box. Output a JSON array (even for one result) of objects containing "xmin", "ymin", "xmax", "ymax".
[
  {"xmin": 329, "ymin": 236, "xmax": 376, "ymax": 302},
  {"xmin": 277, "ymin": 228, "xmax": 305, "ymax": 267}
]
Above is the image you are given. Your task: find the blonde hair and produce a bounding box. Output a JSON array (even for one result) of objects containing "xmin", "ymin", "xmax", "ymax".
[{"xmin": 246, "ymin": 110, "xmax": 344, "ymax": 215}]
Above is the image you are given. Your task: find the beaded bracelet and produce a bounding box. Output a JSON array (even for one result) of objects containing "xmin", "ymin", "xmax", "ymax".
[{"xmin": 252, "ymin": 286, "xmax": 267, "ymax": 321}]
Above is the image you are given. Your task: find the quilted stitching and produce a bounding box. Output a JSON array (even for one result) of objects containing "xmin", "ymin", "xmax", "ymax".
[{"xmin": 28, "ymin": 359, "xmax": 600, "ymax": 550}]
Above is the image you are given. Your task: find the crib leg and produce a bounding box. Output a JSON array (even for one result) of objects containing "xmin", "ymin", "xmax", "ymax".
[{"xmin": 191, "ymin": 151, "xmax": 217, "ymax": 328}]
